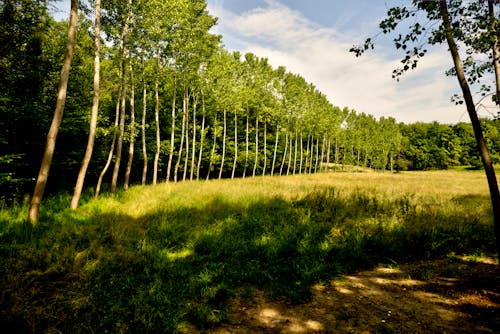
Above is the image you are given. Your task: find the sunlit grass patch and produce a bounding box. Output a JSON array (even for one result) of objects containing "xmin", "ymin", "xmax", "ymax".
[{"xmin": 0, "ymin": 169, "xmax": 495, "ymax": 332}]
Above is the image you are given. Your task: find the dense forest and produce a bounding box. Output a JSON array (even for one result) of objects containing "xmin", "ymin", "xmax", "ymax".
[{"xmin": 1, "ymin": 0, "xmax": 500, "ymax": 205}]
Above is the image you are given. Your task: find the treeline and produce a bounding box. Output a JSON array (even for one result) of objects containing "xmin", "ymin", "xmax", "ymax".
[{"xmin": 1, "ymin": 0, "xmax": 499, "ymax": 204}]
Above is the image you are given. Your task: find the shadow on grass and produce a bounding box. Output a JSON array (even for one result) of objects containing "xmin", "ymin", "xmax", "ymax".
[{"xmin": 0, "ymin": 188, "xmax": 496, "ymax": 333}]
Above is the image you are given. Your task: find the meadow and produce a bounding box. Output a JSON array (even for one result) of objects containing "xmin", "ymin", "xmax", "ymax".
[{"xmin": 0, "ymin": 169, "xmax": 496, "ymax": 333}]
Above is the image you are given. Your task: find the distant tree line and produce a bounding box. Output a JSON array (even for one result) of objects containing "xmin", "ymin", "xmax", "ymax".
[{"xmin": 1, "ymin": 0, "xmax": 499, "ymax": 205}]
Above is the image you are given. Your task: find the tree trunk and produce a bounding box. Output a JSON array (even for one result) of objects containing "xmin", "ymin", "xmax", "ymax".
[
  {"xmin": 287, "ymin": 133, "xmax": 293, "ymax": 176},
  {"xmin": 141, "ymin": 53, "xmax": 148, "ymax": 185},
  {"xmin": 206, "ymin": 112, "xmax": 217, "ymax": 180},
  {"xmin": 95, "ymin": 97, "xmax": 119, "ymax": 198},
  {"xmin": 293, "ymin": 129, "xmax": 298, "ymax": 175},
  {"xmin": 124, "ymin": 61, "xmax": 135, "ymax": 190},
  {"xmin": 175, "ymin": 87, "xmax": 187, "ymax": 182},
  {"xmin": 314, "ymin": 136, "xmax": 320, "ymax": 173},
  {"xmin": 166, "ymin": 77, "xmax": 176, "ymax": 182},
  {"xmin": 252, "ymin": 115, "xmax": 259, "ymax": 177},
  {"xmin": 111, "ymin": 4, "xmax": 132, "ymax": 194},
  {"xmin": 279, "ymin": 129, "xmax": 288, "ymax": 176},
  {"xmin": 30, "ymin": 0, "xmax": 78, "ymax": 223},
  {"xmin": 70, "ymin": 0, "xmax": 99, "ymax": 210},
  {"xmin": 262, "ymin": 119, "xmax": 267, "ymax": 176},
  {"xmin": 243, "ymin": 107, "xmax": 249, "ymax": 178},
  {"xmin": 489, "ymin": 2, "xmax": 500, "ymax": 106},
  {"xmin": 231, "ymin": 108, "xmax": 238, "ymax": 179},
  {"xmin": 219, "ymin": 108, "xmax": 226, "ymax": 179},
  {"xmin": 441, "ymin": 1, "xmax": 500, "ymax": 257},
  {"xmin": 299, "ymin": 131, "xmax": 303, "ymax": 174},
  {"xmin": 326, "ymin": 136, "xmax": 331, "ymax": 172},
  {"xmin": 190, "ymin": 95, "xmax": 198, "ymax": 181},
  {"xmin": 182, "ymin": 91, "xmax": 190, "ymax": 181},
  {"xmin": 152, "ymin": 72, "xmax": 160, "ymax": 184},
  {"xmin": 271, "ymin": 125, "xmax": 279, "ymax": 176},
  {"xmin": 196, "ymin": 91, "xmax": 206, "ymax": 180},
  {"xmin": 306, "ymin": 133, "xmax": 311, "ymax": 174},
  {"xmin": 319, "ymin": 134, "xmax": 325, "ymax": 173}
]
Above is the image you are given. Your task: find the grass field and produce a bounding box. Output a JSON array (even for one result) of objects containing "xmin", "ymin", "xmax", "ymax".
[{"xmin": 0, "ymin": 169, "xmax": 496, "ymax": 333}]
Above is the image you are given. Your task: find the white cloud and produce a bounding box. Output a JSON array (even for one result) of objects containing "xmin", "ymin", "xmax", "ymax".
[{"xmin": 208, "ymin": 0, "xmax": 472, "ymax": 124}]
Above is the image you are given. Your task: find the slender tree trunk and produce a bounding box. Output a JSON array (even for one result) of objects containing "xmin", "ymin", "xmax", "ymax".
[
  {"xmin": 489, "ymin": 2, "xmax": 500, "ymax": 106},
  {"xmin": 30, "ymin": 0, "xmax": 78, "ymax": 223},
  {"xmin": 182, "ymin": 91, "xmax": 190, "ymax": 181},
  {"xmin": 287, "ymin": 133, "xmax": 293, "ymax": 176},
  {"xmin": 219, "ymin": 108, "xmax": 226, "ymax": 179},
  {"xmin": 441, "ymin": 1, "xmax": 500, "ymax": 257},
  {"xmin": 196, "ymin": 91, "xmax": 206, "ymax": 180},
  {"xmin": 95, "ymin": 97, "xmax": 119, "ymax": 198},
  {"xmin": 299, "ymin": 131, "xmax": 303, "ymax": 174},
  {"xmin": 293, "ymin": 129, "xmax": 298, "ymax": 175},
  {"xmin": 326, "ymin": 136, "xmax": 331, "ymax": 172},
  {"xmin": 314, "ymin": 137, "xmax": 320, "ymax": 173},
  {"xmin": 319, "ymin": 134, "xmax": 325, "ymax": 173},
  {"xmin": 124, "ymin": 61, "xmax": 135, "ymax": 190},
  {"xmin": 152, "ymin": 72, "xmax": 160, "ymax": 184},
  {"xmin": 166, "ymin": 77, "xmax": 176, "ymax": 182},
  {"xmin": 175, "ymin": 87, "xmax": 187, "ymax": 182},
  {"xmin": 141, "ymin": 54, "xmax": 148, "ymax": 185},
  {"xmin": 305, "ymin": 133, "xmax": 311, "ymax": 174},
  {"xmin": 243, "ymin": 107, "xmax": 249, "ymax": 178},
  {"xmin": 279, "ymin": 129, "xmax": 288, "ymax": 176},
  {"xmin": 271, "ymin": 126, "xmax": 279, "ymax": 176},
  {"xmin": 206, "ymin": 112, "xmax": 217, "ymax": 180},
  {"xmin": 262, "ymin": 119, "xmax": 268, "ymax": 176},
  {"xmin": 231, "ymin": 108, "xmax": 238, "ymax": 179},
  {"xmin": 252, "ymin": 115, "xmax": 259, "ymax": 177},
  {"xmin": 70, "ymin": 0, "xmax": 99, "ymax": 209},
  {"xmin": 190, "ymin": 95, "xmax": 198, "ymax": 181},
  {"xmin": 111, "ymin": 3, "xmax": 132, "ymax": 194}
]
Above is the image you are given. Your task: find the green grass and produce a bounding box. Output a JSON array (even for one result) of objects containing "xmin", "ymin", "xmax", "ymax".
[{"xmin": 0, "ymin": 170, "xmax": 496, "ymax": 333}]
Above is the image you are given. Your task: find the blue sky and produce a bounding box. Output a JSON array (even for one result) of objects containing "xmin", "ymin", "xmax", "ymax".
[{"xmin": 52, "ymin": 0, "xmax": 498, "ymax": 124}]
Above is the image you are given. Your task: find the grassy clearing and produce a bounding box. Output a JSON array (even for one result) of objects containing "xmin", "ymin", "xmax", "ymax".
[{"xmin": 0, "ymin": 170, "xmax": 495, "ymax": 333}]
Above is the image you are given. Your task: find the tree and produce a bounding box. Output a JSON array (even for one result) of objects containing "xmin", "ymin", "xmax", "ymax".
[
  {"xmin": 28, "ymin": 0, "xmax": 78, "ymax": 223},
  {"xmin": 351, "ymin": 0, "xmax": 500, "ymax": 257},
  {"xmin": 71, "ymin": 0, "xmax": 101, "ymax": 209}
]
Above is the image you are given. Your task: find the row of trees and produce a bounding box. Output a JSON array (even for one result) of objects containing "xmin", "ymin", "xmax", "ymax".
[{"xmin": 1, "ymin": 1, "xmax": 499, "ymax": 219}]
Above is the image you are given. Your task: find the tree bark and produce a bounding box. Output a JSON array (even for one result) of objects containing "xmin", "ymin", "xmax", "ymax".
[
  {"xmin": 489, "ymin": 2, "xmax": 500, "ymax": 105},
  {"xmin": 29, "ymin": 0, "xmax": 78, "ymax": 223},
  {"xmin": 190, "ymin": 95, "xmax": 198, "ymax": 181},
  {"xmin": 262, "ymin": 119, "xmax": 267, "ymax": 176},
  {"xmin": 252, "ymin": 114, "xmax": 259, "ymax": 177},
  {"xmin": 166, "ymin": 76, "xmax": 176, "ymax": 182},
  {"xmin": 219, "ymin": 108, "xmax": 226, "ymax": 179},
  {"xmin": 231, "ymin": 108, "xmax": 238, "ymax": 179},
  {"xmin": 206, "ymin": 112, "xmax": 217, "ymax": 180},
  {"xmin": 196, "ymin": 91, "xmax": 206, "ymax": 180},
  {"xmin": 70, "ymin": 0, "xmax": 99, "ymax": 209},
  {"xmin": 111, "ymin": 1, "xmax": 132, "ymax": 194},
  {"xmin": 174, "ymin": 86, "xmax": 187, "ymax": 182},
  {"xmin": 95, "ymin": 96, "xmax": 119, "ymax": 198},
  {"xmin": 141, "ymin": 53, "xmax": 148, "ymax": 185},
  {"xmin": 293, "ymin": 129, "xmax": 298, "ymax": 175},
  {"xmin": 243, "ymin": 107, "xmax": 249, "ymax": 178},
  {"xmin": 124, "ymin": 60, "xmax": 135, "ymax": 190},
  {"xmin": 152, "ymin": 54, "xmax": 161, "ymax": 184},
  {"xmin": 441, "ymin": 1, "xmax": 500, "ymax": 257},
  {"xmin": 182, "ymin": 91, "xmax": 190, "ymax": 181},
  {"xmin": 271, "ymin": 125, "xmax": 279, "ymax": 176},
  {"xmin": 279, "ymin": 128, "xmax": 288, "ymax": 176},
  {"xmin": 299, "ymin": 131, "xmax": 303, "ymax": 174}
]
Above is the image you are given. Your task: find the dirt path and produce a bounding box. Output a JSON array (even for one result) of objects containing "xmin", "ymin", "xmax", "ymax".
[{"xmin": 206, "ymin": 257, "xmax": 499, "ymax": 333}]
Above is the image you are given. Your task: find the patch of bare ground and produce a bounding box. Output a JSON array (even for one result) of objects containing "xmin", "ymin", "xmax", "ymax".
[{"xmin": 206, "ymin": 257, "xmax": 499, "ymax": 334}]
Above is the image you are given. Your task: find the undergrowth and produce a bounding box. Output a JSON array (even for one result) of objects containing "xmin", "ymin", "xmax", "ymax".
[{"xmin": 0, "ymin": 172, "xmax": 495, "ymax": 333}]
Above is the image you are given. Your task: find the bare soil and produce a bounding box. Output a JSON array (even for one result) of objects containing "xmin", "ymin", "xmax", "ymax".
[{"xmin": 207, "ymin": 257, "xmax": 499, "ymax": 333}]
